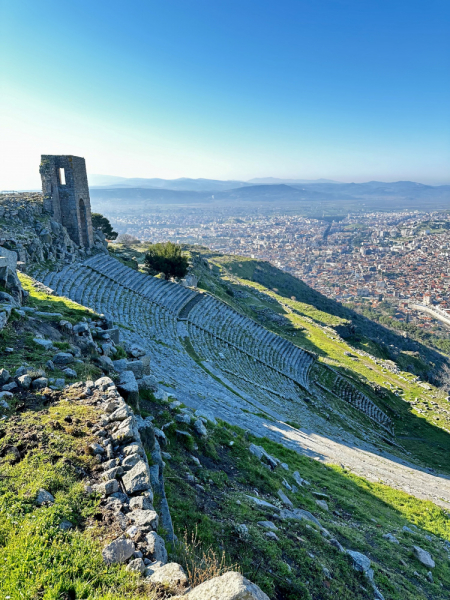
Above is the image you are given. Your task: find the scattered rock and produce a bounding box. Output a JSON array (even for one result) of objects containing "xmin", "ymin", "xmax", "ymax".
[
  {"xmin": 17, "ymin": 374, "xmax": 32, "ymax": 389},
  {"xmin": 147, "ymin": 562, "xmax": 188, "ymax": 593},
  {"xmin": 95, "ymin": 479, "xmax": 119, "ymax": 495},
  {"xmin": 63, "ymin": 368, "xmax": 77, "ymax": 378},
  {"xmin": 257, "ymin": 521, "xmax": 278, "ymax": 531},
  {"xmin": 130, "ymin": 495, "xmax": 154, "ymax": 511},
  {"xmin": 52, "ymin": 352, "xmax": 74, "ymax": 366},
  {"xmin": 383, "ymin": 533, "xmax": 399, "ymax": 544},
  {"xmin": 102, "ymin": 536, "xmax": 135, "ymax": 565},
  {"xmin": 33, "ymin": 338, "xmax": 54, "ymax": 350},
  {"xmin": 277, "ymin": 489, "xmax": 293, "ymax": 508},
  {"xmin": 315, "ymin": 499, "xmax": 329, "ymax": 511},
  {"xmin": 193, "ymin": 418, "xmax": 207, "ymax": 436},
  {"xmin": 346, "ymin": 550, "xmax": 371, "ymax": 575},
  {"xmin": 126, "ymin": 557, "xmax": 146, "ymax": 573},
  {"xmin": 31, "ymin": 377, "xmax": 49, "ymax": 390},
  {"xmin": 36, "ymin": 488, "xmax": 55, "ymax": 506},
  {"xmin": 413, "ymin": 546, "xmax": 435, "ymax": 568},
  {"xmin": 249, "ymin": 444, "xmax": 279, "ymax": 469},
  {"xmin": 129, "ymin": 509, "xmax": 159, "ymax": 531}
]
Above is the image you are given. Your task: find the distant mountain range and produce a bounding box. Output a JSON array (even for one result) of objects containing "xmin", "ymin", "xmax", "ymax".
[
  {"xmin": 89, "ymin": 175, "xmax": 251, "ymax": 192},
  {"xmin": 89, "ymin": 176, "xmax": 450, "ymax": 211}
]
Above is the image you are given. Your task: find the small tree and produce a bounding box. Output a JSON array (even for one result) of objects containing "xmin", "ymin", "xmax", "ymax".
[
  {"xmin": 145, "ymin": 241, "xmax": 189, "ymax": 280},
  {"xmin": 116, "ymin": 233, "xmax": 140, "ymax": 246},
  {"xmin": 91, "ymin": 213, "xmax": 118, "ymax": 240}
]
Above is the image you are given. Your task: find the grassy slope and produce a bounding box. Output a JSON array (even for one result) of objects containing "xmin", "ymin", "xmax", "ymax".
[
  {"xmin": 7, "ymin": 252, "xmax": 450, "ymax": 599},
  {"xmin": 144, "ymin": 396, "xmax": 450, "ymax": 600},
  {"xmin": 0, "ymin": 279, "xmax": 153, "ymax": 600},
  {"xmin": 190, "ymin": 251, "xmax": 450, "ymax": 476}
]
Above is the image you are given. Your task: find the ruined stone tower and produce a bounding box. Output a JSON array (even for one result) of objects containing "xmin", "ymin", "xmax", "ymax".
[{"xmin": 39, "ymin": 155, "xmax": 94, "ymax": 248}]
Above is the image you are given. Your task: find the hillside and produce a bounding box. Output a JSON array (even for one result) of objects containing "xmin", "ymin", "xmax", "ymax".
[{"xmin": 1, "ymin": 222, "xmax": 450, "ymax": 599}]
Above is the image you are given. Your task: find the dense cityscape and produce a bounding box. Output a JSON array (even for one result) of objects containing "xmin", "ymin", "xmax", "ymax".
[{"xmin": 111, "ymin": 209, "xmax": 450, "ymax": 333}]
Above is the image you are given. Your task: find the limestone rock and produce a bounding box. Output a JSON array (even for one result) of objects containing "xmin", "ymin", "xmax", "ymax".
[
  {"xmin": 126, "ymin": 360, "xmax": 144, "ymax": 379},
  {"xmin": 383, "ymin": 533, "xmax": 399, "ymax": 544},
  {"xmin": 126, "ymin": 557, "xmax": 146, "ymax": 573},
  {"xmin": 277, "ymin": 489, "xmax": 293, "ymax": 508},
  {"xmin": 95, "ymin": 479, "xmax": 119, "ymax": 496},
  {"xmin": 33, "ymin": 337, "xmax": 54, "ymax": 350},
  {"xmin": 17, "ymin": 374, "xmax": 32, "ymax": 389},
  {"xmin": 145, "ymin": 531, "xmax": 168, "ymax": 564},
  {"xmin": 36, "ymin": 488, "xmax": 55, "ymax": 506},
  {"xmin": 129, "ymin": 508, "xmax": 159, "ymax": 530},
  {"xmin": 102, "ymin": 536, "xmax": 135, "ymax": 565},
  {"xmin": 52, "ymin": 352, "xmax": 74, "ymax": 366},
  {"xmin": 245, "ymin": 495, "xmax": 279, "ymax": 511},
  {"xmin": 130, "ymin": 495, "xmax": 154, "ymax": 511},
  {"xmin": 122, "ymin": 460, "xmax": 152, "ymax": 494},
  {"xmin": 31, "ymin": 377, "xmax": 49, "ymax": 390},
  {"xmin": 147, "ymin": 562, "xmax": 188, "ymax": 593},
  {"xmin": 257, "ymin": 521, "xmax": 278, "ymax": 531},
  {"xmin": 179, "ymin": 571, "xmax": 270, "ymax": 600},
  {"xmin": 0, "ymin": 369, "xmax": 10, "ymax": 385},
  {"xmin": 117, "ymin": 370, "xmax": 139, "ymax": 411},
  {"xmin": 193, "ymin": 419, "xmax": 207, "ymax": 436},
  {"xmin": 346, "ymin": 550, "xmax": 371, "ymax": 575},
  {"xmin": 413, "ymin": 545, "xmax": 435, "ymax": 568},
  {"xmin": 137, "ymin": 374, "xmax": 158, "ymax": 392},
  {"xmin": 249, "ymin": 444, "xmax": 279, "ymax": 469},
  {"xmin": 94, "ymin": 376, "xmax": 115, "ymax": 391}
]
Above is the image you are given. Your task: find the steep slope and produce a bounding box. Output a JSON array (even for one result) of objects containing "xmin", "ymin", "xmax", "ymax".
[
  {"xmin": 1, "ymin": 278, "xmax": 449, "ymax": 600},
  {"xmin": 26, "ymin": 251, "xmax": 450, "ymax": 513}
]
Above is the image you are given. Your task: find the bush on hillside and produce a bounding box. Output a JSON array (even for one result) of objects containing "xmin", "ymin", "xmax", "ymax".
[
  {"xmin": 116, "ymin": 233, "xmax": 140, "ymax": 246},
  {"xmin": 91, "ymin": 213, "xmax": 118, "ymax": 240},
  {"xmin": 145, "ymin": 241, "xmax": 189, "ymax": 280}
]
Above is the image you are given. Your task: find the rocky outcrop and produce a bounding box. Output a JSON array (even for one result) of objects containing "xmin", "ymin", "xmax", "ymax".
[{"xmin": 0, "ymin": 192, "xmax": 107, "ymax": 272}]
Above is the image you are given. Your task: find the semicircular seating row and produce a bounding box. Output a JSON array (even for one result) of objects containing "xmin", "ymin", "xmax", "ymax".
[
  {"xmin": 331, "ymin": 375, "xmax": 393, "ymax": 433},
  {"xmin": 30, "ymin": 253, "xmax": 316, "ymax": 394}
]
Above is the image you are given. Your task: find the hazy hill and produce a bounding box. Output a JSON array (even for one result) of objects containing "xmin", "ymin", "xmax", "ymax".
[
  {"xmin": 89, "ymin": 175, "xmax": 251, "ymax": 192},
  {"xmin": 89, "ymin": 176, "xmax": 450, "ymax": 213}
]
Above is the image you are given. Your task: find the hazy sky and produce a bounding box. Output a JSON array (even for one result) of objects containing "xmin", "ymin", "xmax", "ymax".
[{"xmin": 1, "ymin": 0, "xmax": 449, "ymax": 189}]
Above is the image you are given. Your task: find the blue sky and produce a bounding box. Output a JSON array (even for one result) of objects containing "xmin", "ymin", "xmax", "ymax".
[{"xmin": 1, "ymin": 0, "xmax": 449, "ymax": 188}]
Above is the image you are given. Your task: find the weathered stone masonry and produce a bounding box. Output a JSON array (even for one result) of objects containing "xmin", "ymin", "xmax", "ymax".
[{"xmin": 40, "ymin": 155, "xmax": 94, "ymax": 249}]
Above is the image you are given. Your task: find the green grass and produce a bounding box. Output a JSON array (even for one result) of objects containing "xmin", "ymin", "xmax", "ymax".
[
  {"xmin": 19, "ymin": 273, "xmax": 95, "ymax": 323},
  {"xmin": 0, "ymin": 400, "xmax": 154, "ymax": 600},
  {"xmin": 190, "ymin": 249, "xmax": 450, "ymax": 475},
  {"xmin": 146, "ymin": 402, "xmax": 450, "ymax": 600}
]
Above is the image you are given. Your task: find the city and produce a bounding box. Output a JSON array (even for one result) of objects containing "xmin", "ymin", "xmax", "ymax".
[{"xmin": 109, "ymin": 208, "xmax": 450, "ymax": 334}]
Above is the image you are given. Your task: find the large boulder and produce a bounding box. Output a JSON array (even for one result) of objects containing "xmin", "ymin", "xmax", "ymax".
[{"xmin": 178, "ymin": 571, "xmax": 270, "ymax": 600}]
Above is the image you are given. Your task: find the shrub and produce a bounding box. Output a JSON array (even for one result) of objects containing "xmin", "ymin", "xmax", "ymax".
[{"xmin": 145, "ymin": 242, "xmax": 189, "ymax": 281}]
